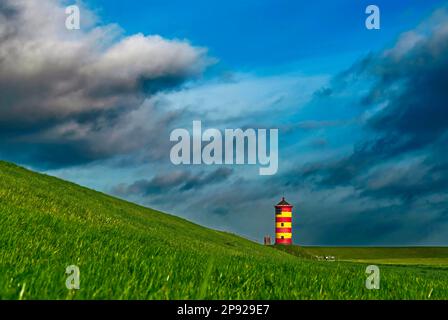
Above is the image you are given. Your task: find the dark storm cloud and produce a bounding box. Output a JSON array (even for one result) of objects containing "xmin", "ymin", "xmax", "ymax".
[
  {"xmin": 298, "ymin": 9, "xmax": 448, "ymax": 201},
  {"xmin": 113, "ymin": 168, "xmax": 233, "ymax": 196},
  {"xmin": 0, "ymin": 1, "xmax": 18, "ymax": 19},
  {"xmin": 180, "ymin": 168, "xmax": 233, "ymax": 191},
  {"xmin": 0, "ymin": 0, "xmax": 212, "ymax": 168},
  {"xmin": 283, "ymin": 120, "xmax": 349, "ymax": 132}
]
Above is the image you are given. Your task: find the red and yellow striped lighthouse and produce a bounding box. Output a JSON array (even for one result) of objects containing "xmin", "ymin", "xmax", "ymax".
[{"xmin": 275, "ymin": 197, "xmax": 293, "ymax": 245}]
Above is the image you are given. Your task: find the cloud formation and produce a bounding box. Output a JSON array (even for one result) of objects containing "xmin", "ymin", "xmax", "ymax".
[
  {"xmin": 109, "ymin": 8, "xmax": 448, "ymax": 245},
  {"xmin": 113, "ymin": 167, "xmax": 233, "ymax": 196},
  {"xmin": 120, "ymin": 7, "xmax": 448, "ymax": 245},
  {"xmin": 303, "ymin": 9, "xmax": 448, "ymax": 197},
  {"xmin": 271, "ymin": 8, "xmax": 448, "ymax": 244},
  {"xmin": 0, "ymin": 0, "xmax": 212, "ymax": 167}
]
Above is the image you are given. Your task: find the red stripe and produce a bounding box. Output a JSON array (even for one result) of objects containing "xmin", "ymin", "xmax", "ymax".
[
  {"xmin": 276, "ymin": 228, "xmax": 292, "ymax": 233},
  {"xmin": 275, "ymin": 238, "xmax": 292, "ymax": 244},
  {"xmin": 276, "ymin": 217, "xmax": 292, "ymax": 222},
  {"xmin": 275, "ymin": 207, "xmax": 292, "ymax": 212}
]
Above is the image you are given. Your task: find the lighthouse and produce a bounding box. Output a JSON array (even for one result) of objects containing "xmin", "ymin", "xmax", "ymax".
[{"xmin": 275, "ymin": 197, "xmax": 293, "ymax": 245}]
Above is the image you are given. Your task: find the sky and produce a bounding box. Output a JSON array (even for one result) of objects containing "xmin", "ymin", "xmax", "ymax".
[{"xmin": 0, "ymin": 0, "xmax": 447, "ymax": 245}]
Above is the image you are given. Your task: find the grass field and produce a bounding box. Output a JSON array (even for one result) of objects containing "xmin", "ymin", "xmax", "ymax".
[
  {"xmin": 1, "ymin": 160, "xmax": 448, "ymax": 299},
  {"xmin": 274, "ymin": 246, "xmax": 448, "ymax": 266}
]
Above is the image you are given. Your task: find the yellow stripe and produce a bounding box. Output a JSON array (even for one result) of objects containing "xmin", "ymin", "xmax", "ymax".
[
  {"xmin": 276, "ymin": 211, "xmax": 292, "ymax": 218},
  {"xmin": 276, "ymin": 222, "xmax": 292, "ymax": 228},
  {"xmin": 275, "ymin": 233, "xmax": 292, "ymax": 239}
]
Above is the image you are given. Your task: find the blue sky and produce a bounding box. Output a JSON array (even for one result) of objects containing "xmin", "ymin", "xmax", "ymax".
[
  {"xmin": 87, "ymin": 0, "xmax": 441, "ymax": 71},
  {"xmin": 1, "ymin": 0, "xmax": 447, "ymax": 245}
]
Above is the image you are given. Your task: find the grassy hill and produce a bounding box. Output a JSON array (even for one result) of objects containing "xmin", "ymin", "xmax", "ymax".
[{"xmin": 1, "ymin": 161, "xmax": 448, "ymax": 299}]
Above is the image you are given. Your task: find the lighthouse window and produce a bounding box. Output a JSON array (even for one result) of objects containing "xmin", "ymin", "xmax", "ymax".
[
  {"xmin": 281, "ymin": 236, "xmax": 284, "ymax": 239},
  {"xmin": 281, "ymin": 223, "xmax": 284, "ymax": 227}
]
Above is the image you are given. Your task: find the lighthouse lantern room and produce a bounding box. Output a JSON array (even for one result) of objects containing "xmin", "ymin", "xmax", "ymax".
[{"xmin": 275, "ymin": 197, "xmax": 293, "ymax": 245}]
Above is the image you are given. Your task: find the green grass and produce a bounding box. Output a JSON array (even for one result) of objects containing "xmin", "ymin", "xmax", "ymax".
[
  {"xmin": 274, "ymin": 246, "xmax": 448, "ymax": 266},
  {"xmin": 1, "ymin": 160, "xmax": 448, "ymax": 299}
]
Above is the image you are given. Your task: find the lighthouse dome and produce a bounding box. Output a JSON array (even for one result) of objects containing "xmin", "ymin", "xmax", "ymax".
[{"xmin": 276, "ymin": 197, "xmax": 291, "ymax": 206}]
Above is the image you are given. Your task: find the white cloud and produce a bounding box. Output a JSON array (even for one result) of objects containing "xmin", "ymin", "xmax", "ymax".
[
  {"xmin": 0, "ymin": 0, "xmax": 212, "ymax": 120},
  {"xmin": 154, "ymin": 73, "xmax": 329, "ymax": 123}
]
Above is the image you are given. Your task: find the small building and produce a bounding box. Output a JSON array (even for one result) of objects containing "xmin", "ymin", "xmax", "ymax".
[{"xmin": 263, "ymin": 235, "xmax": 272, "ymax": 245}]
